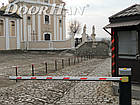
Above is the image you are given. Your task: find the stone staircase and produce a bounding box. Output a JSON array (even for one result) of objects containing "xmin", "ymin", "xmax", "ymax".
[
  {"xmin": 58, "ymin": 41, "xmax": 110, "ymax": 57},
  {"xmin": 75, "ymin": 41, "xmax": 97, "ymax": 56},
  {"xmin": 75, "ymin": 41, "xmax": 109, "ymax": 56}
]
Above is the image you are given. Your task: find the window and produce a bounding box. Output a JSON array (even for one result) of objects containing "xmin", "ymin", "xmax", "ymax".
[
  {"xmin": 27, "ymin": 16, "xmax": 31, "ymax": 21},
  {"xmin": 27, "ymin": 16, "xmax": 31, "ymax": 24},
  {"xmin": 0, "ymin": 19, "xmax": 4, "ymax": 36},
  {"xmin": 10, "ymin": 21, "xmax": 16, "ymax": 36},
  {"xmin": 59, "ymin": 20, "xmax": 62, "ymax": 23},
  {"xmin": 44, "ymin": 33, "xmax": 51, "ymax": 41},
  {"xmin": 44, "ymin": 0, "xmax": 49, "ymax": 3},
  {"xmin": 59, "ymin": 19, "xmax": 62, "ymax": 26},
  {"xmin": 118, "ymin": 31, "xmax": 138, "ymax": 56},
  {"xmin": 44, "ymin": 15, "xmax": 50, "ymax": 24}
]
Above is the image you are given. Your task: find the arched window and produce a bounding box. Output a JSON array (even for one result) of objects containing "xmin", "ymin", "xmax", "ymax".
[
  {"xmin": 0, "ymin": 19, "xmax": 4, "ymax": 36},
  {"xmin": 10, "ymin": 21, "xmax": 16, "ymax": 36},
  {"xmin": 44, "ymin": 15, "xmax": 50, "ymax": 24},
  {"xmin": 44, "ymin": 33, "xmax": 51, "ymax": 41}
]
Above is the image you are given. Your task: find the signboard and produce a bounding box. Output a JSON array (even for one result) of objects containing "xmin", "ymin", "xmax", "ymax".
[{"xmin": 119, "ymin": 68, "xmax": 131, "ymax": 76}]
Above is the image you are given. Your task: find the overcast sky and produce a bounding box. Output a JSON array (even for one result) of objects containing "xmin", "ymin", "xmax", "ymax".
[
  {"xmin": 1, "ymin": 0, "xmax": 140, "ymax": 38},
  {"xmin": 63, "ymin": 0, "xmax": 140, "ymax": 38}
]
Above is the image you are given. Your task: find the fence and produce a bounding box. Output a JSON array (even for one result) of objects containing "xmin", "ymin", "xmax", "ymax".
[{"xmin": 12, "ymin": 55, "xmax": 94, "ymax": 77}]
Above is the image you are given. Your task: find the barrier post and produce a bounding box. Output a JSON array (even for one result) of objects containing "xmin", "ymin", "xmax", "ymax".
[
  {"xmin": 32, "ymin": 64, "xmax": 34, "ymax": 76},
  {"xmin": 81, "ymin": 56, "xmax": 83, "ymax": 62},
  {"xmin": 45, "ymin": 62, "xmax": 48, "ymax": 74},
  {"xmin": 74, "ymin": 57, "xmax": 76, "ymax": 65},
  {"xmin": 75, "ymin": 57, "xmax": 76, "ymax": 63},
  {"xmin": 80, "ymin": 56, "xmax": 82, "ymax": 62},
  {"xmin": 62, "ymin": 59, "xmax": 64, "ymax": 68},
  {"xmin": 77, "ymin": 57, "xmax": 79, "ymax": 63},
  {"xmin": 119, "ymin": 68, "xmax": 131, "ymax": 105},
  {"xmin": 55, "ymin": 60, "xmax": 57, "ymax": 71},
  {"xmin": 15, "ymin": 66, "xmax": 18, "ymax": 82},
  {"xmin": 69, "ymin": 58, "xmax": 71, "ymax": 66},
  {"xmin": 72, "ymin": 57, "xmax": 74, "ymax": 64}
]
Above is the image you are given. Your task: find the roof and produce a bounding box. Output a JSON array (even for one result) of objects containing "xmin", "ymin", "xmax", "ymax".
[
  {"xmin": 104, "ymin": 20, "xmax": 140, "ymax": 28},
  {"xmin": 110, "ymin": 4, "xmax": 140, "ymax": 19},
  {"xmin": 0, "ymin": 10, "xmax": 22, "ymax": 19}
]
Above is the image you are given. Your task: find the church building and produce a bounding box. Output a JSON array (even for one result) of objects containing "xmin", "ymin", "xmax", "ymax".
[{"xmin": 0, "ymin": 0, "xmax": 75, "ymax": 50}]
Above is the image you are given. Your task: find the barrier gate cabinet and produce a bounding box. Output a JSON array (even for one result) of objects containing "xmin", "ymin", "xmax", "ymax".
[{"xmin": 104, "ymin": 4, "xmax": 140, "ymax": 84}]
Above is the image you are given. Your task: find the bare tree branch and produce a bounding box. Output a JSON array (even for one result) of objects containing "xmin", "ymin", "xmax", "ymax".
[{"xmin": 68, "ymin": 20, "xmax": 81, "ymax": 36}]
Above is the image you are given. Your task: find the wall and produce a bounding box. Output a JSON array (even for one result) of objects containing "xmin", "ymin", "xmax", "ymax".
[
  {"xmin": 20, "ymin": 36, "xmax": 74, "ymax": 50},
  {"xmin": 9, "ymin": 37, "xmax": 17, "ymax": 49},
  {"xmin": 75, "ymin": 41, "xmax": 110, "ymax": 56},
  {"xmin": 0, "ymin": 37, "xmax": 6, "ymax": 50},
  {"xmin": 0, "ymin": 16, "xmax": 21, "ymax": 50}
]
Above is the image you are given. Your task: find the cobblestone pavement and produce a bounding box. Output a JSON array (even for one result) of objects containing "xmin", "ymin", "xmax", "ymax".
[
  {"xmin": 0, "ymin": 58, "xmax": 140, "ymax": 105},
  {"xmin": 56, "ymin": 58, "xmax": 140, "ymax": 105},
  {"xmin": 56, "ymin": 58, "xmax": 117, "ymax": 105}
]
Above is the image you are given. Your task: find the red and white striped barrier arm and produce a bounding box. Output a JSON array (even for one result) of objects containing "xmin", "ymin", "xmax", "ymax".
[{"xmin": 9, "ymin": 76, "xmax": 128, "ymax": 82}]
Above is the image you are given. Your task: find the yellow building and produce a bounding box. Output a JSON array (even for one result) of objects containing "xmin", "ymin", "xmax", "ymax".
[
  {"xmin": 0, "ymin": 10, "xmax": 22, "ymax": 50},
  {"xmin": 0, "ymin": 0, "xmax": 75, "ymax": 50}
]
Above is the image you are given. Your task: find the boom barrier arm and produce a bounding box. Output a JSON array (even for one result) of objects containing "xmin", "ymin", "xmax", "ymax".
[{"xmin": 9, "ymin": 76, "xmax": 128, "ymax": 82}]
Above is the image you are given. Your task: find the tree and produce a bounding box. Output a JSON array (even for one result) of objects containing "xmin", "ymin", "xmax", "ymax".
[{"xmin": 69, "ymin": 20, "xmax": 81, "ymax": 36}]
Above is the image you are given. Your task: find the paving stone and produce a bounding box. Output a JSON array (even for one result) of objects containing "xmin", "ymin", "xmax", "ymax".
[{"xmin": 0, "ymin": 58, "xmax": 139, "ymax": 105}]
